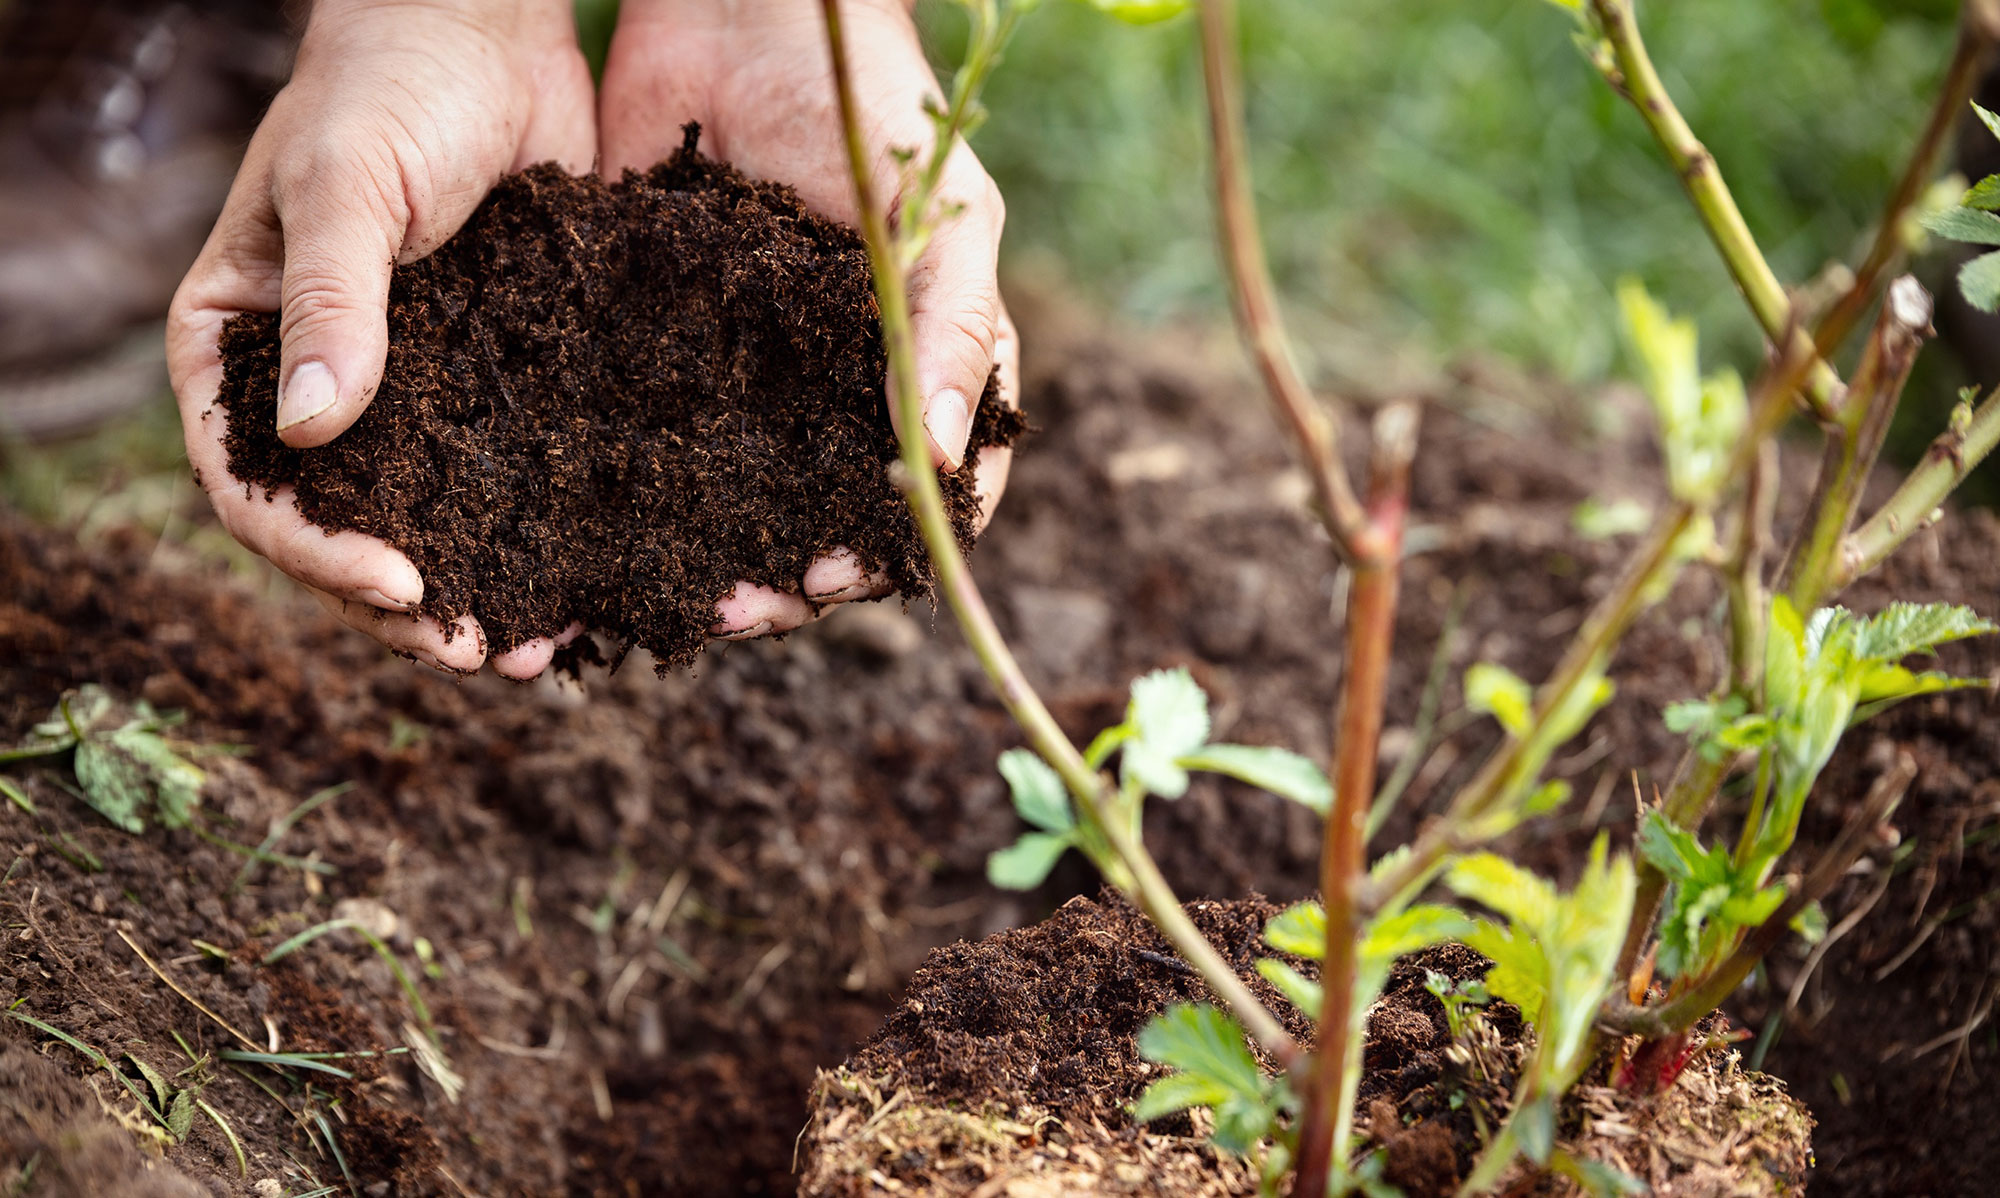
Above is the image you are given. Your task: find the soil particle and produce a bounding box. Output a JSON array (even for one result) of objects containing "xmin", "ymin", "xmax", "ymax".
[{"xmin": 213, "ymin": 126, "xmax": 1022, "ymax": 669}]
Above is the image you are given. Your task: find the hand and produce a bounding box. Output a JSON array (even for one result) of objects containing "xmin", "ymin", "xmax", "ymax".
[
  {"xmin": 599, "ymin": 0, "xmax": 1020, "ymax": 641},
  {"xmin": 166, "ymin": 0, "xmax": 597, "ymax": 678}
]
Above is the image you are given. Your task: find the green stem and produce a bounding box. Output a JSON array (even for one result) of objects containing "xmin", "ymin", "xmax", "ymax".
[
  {"xmin": 1840, "ymin": 385, "xmax": 2000, "ymax": 587},
  {"xmin": 817, "ymin": 0, "xmax": 1298, "ymax": 1068},
  {"xmin": 1453, "ymin": 1119, "xmax": 1520, "ymax": 1198},
  {"xmin": 1587, "ymin": 0, "xmax": 1844, "ymax": 418},
  {"xmin": 1784, "ymin": 277, "xmax": 1934, "ymax": 611}
]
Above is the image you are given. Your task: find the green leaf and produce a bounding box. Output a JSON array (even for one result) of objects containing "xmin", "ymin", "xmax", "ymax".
[
  {"xmin": 1255, "ymin": 958, "xmax": 1322, "ymax": 1016},
  {"xmin": 1135, "ymin": 1003, "xmax": 1266, "ymax": 1104},
  {"xmin": 1516, "ymin": 1094, "xmax": 1556, "ymax": 1164},
  {"xmin": 1663, "ymin": 695, "xmax": 1747, "ymax": 739},
  {"xmin": 986, "ymin": 832, "xmax": 1072, "ymax": 890},
  {"xmin": 1135, "ymin": 1003, "xmax": 1277, "ymax": 1156},
  {"xmin": 1122, "ymin": 669, "xmax": 1211, "ymax": 799},
  {"xmin": 1132, "ymin": 1071, "xmax": 1231, "ymax": 1123},
  {"xmin": 1465, "ymin": 663, "xmax": 1534, "ymax": 738},
  {"xmin": 1362, "ymin": 904, "xmax": 1476, "ymax": 962},
  {"xmin": 1617, "ymin": 279, "xmax": 1744, "ymax": 500},
  {"xmin": 1083, "ymin": 0, "xmax": 1191, "ymax": 23},
  {"xmin": 1522, "ymin": 779, "xmax": 1572, "ymax": 817},
  {"xmin": 998, "ymin": 748, "xmax": 1072, "ymax": 833},
  {"xmin": 1922, "ymin": 205, "xmax": 2000, "ymax": 247},
  {"xmin": 1445, "ymin": 853, "xmax": 1556, "ymax": 930},
  {"xmin": 0, "ymin": 777, "xmax": 38, "ymax": 816},
  {"xmin": 1572, "ymin": 496, "xmax": 1653, "ymax": 539},
  {"xmin": 1263, "ymin": 901, "xmax": 1326, "ymax": 960},
  {"xmin": 126, "ymin": 1054, "xmax": 171, "ymax": 1111},
  {"xmin": 72, "ymin": 740, "xmax": 149, "ymax": 833},
  {"xmin": 1176, "ymin": 744, "xmax": 1330, "ymax": 814},
  {"xmin": 166, "ymin": 1089, "xmax": 196, "ymax": 1141},
  {"xmin": 1962, "ymin": 174, "xmax": 2000, "ymax": 212},
  {"xmin": 109, "ymin": 725, "xmax": 204, "ymax": 830},
  {"xmin": 1851, "ymin": 601, "xmax": 1997, "ymax": 662},
  {"xmin": 1976, "ymin": 101, "xmax": 2000, "ymax": 145},
  {"xmin": 1790, "ymin": 901, "xmax": 1829, "ymax": 945}
]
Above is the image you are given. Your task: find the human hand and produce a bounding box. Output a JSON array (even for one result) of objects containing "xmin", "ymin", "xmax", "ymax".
[
  {"xmin": 166, "ymin": 0, "xmax": 597, "ymax": 677},
  {"xmin": 598, "ymin": 0, "xmax": 1020, "ymax": 641}
]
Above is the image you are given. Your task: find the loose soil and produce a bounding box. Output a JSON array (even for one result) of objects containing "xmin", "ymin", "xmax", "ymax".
[
  {"xmin": 2, "ymin": 293, "xmax": 1998, "ymax": 1195},
  {"xmin": 214, "ymin": 128, "xmax": 1022, "ymax": 669}
]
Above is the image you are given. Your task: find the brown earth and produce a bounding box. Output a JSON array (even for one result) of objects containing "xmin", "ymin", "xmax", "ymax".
[
  {"xmin": 2, "ymin": 294, "xmax": 1998, "ymax": 1195},
  {"xmin": 214, "ymin": 130, "xmax": 1021, "ymax": 670}
]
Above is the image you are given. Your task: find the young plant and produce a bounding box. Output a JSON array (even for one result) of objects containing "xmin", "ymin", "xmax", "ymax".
[
  {"xmin": 1, "ymin": 684, "xmax": 205, "ymax": 834},
  {"xmin": 821, "ymin": 0, "xmax": 2000, "ymax": 1193}
]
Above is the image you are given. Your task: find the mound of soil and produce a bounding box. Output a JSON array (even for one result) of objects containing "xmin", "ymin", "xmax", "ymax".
[
  {"xmin": 214, "ymin": 126, "xmax": 1023, "ymax": 669},
  {"xmin": 800, "ymin": 894, "xmax": 1809, "ymax": 1198}
]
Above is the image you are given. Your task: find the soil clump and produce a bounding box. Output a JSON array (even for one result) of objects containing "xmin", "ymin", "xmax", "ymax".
[{"xmin": 214, "ymin": 126, "xmax": 1022, "ymax": 669}]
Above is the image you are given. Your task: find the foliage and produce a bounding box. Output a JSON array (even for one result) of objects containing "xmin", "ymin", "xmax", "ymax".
[
  {"xmin": 988, "ymin": 668, "xmax": 1330, "ymax": 889},
  {"xmin": 1922, "ymin": 102, "xmax": 2000, "ymax": 311},
  {"xmin": 1133, "ymin": 1002, "xmax": 1288, "ymax": 1155},
  {"xmin": 0, "ymin": 685, "xmax": 205, "ymax": 834}
]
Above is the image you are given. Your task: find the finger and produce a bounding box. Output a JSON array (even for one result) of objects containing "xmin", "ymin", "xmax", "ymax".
[
  {"xmin": 515, "ymin": 46, "xmax": 600, "ymax": 173},
  {"xmin": 712, "ymin": 581, "xmax": 813, "ymax": 640},
  {"xmin": 491, "ymin": 637, "xmax": 557, "ymax": 681},
  {"xmin": 310, "ymin": 588, "xmax": 487, "ymax": 674},
  {"xmin": 803, "ymin": 547, "xmax": 892, "ymax": 605},
  {"xmin": 904, "ymin": 152, "xmax": 1005, "ymax": 474},
  {"xmin": 971, "ymin": 301, "xmax": 1021, "ymax": 533},
  {"xmin": 268, "ymin": 154, "xmax": 409, "ymax": 448}
]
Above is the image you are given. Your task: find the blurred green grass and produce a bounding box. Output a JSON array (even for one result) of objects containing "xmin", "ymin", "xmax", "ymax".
[{"xmin": 951, "ymin": 0, "xmax": 1961, "ymax": 387}]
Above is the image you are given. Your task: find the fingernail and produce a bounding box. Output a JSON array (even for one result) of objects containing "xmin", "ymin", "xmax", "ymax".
[
  {"xmin": 712, "ymin": 619, "xmax": 773, "ymax": 641},
  {"xmin": 358, "ymin": 586, "xmax": 416, "ymax": 613},
  {"xmin": 277, "ymin": 360, "xmax": 338, "ymax": 431},
  {"xmin": 808, "ymin": 582, "xmax": 872, "ymax": 604},
  {"xmin": 923, "ymin": 388, "xmax": 973, "ymax": 472}
]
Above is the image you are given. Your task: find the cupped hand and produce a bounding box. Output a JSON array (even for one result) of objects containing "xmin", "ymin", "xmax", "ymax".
[
  {"xmin": 166, "ymin": 0, "xmax": 597, "ymax": 679},
  {"xmin": 599, "ymin": 0, "xmax": 1020, "ymax": 641}
]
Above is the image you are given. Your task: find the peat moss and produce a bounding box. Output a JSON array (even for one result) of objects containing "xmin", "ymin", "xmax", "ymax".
[{"xmin": 215, "ymin": 125, "xmax": 1023, "ymax": 671}]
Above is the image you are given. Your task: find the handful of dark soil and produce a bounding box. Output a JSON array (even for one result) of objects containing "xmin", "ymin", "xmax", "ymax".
[{"xmin": 216, "ymin": 126, "xmax": 1021, "ymax": 671}]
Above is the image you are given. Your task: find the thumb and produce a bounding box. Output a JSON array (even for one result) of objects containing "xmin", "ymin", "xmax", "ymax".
[
  {"xmin": 270, "ymin": 164, "xmax": 407, "ymax": 449},
  {"xmin": 905, "ymin": 165, "xmax": 1005, "ymax": 473}
]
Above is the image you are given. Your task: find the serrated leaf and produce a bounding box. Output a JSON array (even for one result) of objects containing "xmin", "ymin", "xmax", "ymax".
[
  {"xmin": 1263, "ymin": 901, "xmax": 1326, "ymax": 959},
  {"xmin": 1135, "ymin": 1003, "xmax": 1265, "ymax": 1102},
  {"xmin": 1852, "ymin": 601, "xmax": 1997, "ymax": 662},
  {"xmin": 1963, "ymin": 174, "xmax": 2000, "ymax": 212},
  {"xmin": 1446, "ymin": 853, "xmax": 1556, "ymax": 930},
  {"xmin": 1923, "ymin": 206, "xmax": 2000, "ymax": 247},
  {"xmin": 1255, "ymin": 958, "xmax": 1322, "ymax": 1016},
  {"xmin": 997, "ymin": 749, "xmax": 1072, "ymax": 833},
  {"xmin": 1122, "ymin": 669, "xmax": 1210, "ymax": 799},
  {"xmin": 986, "ymin": 832, "xmax": 1072, "ymax": 891},
  {"xmin": 1176, "ymin": 744, "xmax": 1330, "ymax": 814},
  {"xmin": 1465, "ymin": 663, "xmax": 1534, "ymax": 738}
]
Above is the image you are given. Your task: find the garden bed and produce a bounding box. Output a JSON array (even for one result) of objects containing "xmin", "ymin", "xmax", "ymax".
[{"xmin": 3, "ymin": 301, "xmax": 1998, "ymax": 1194}]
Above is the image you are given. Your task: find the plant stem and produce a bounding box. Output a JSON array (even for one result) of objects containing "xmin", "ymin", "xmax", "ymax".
[
  {"xmin": 1813, "ymin": 18, "xmax": 1992, "ymax": 359},
  {"xmin": 1725, "ymin": 441, "xmax": 1776, "ymax": 695},
  {"xmin": 1587, "ymin": 0, "xmax": 1844, "ymax": 419},
  {"xmin": 1290, "ymin": 404, "xmax": 1420, "ymax": 1198},
  {"xmin": 817, "ymin": 0, "xmax": 1299, "ymax": 1068},
  {"xmin": 1840, "ymin": 384, "xmax": 2000, "ymax": 587},
  {"xmin": 1198, "ymin": 0, "xmax": 1371, "ymax": 561},
  {"xmin": 1784, "ymin": 277, "xmax": 1934, "ymax": 611}
]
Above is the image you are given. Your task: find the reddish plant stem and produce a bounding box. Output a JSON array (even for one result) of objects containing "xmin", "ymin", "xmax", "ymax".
[
  {"xmin": 1198, "ymin": 0, "xmax": 1372, "ymax": 562},
  {"xmin": 1289, "ymin": 405, "xmax": 1419, "ymax": 1198}
]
